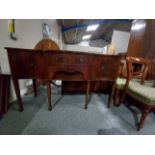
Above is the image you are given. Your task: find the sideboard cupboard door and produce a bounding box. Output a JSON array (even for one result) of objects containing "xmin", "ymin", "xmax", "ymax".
[
  {"xmin": 7, "ymin": 51, "xmax": 35, "ymax": 79},
  {"xmin": 90, "ymin": 56, "xmax": 121, "ymax": 81}
]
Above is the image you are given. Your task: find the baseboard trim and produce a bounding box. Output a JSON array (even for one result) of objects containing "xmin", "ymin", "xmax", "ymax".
[{"xmin": 10, "ymin": 87, "xmax": 28, "ymax": 103}]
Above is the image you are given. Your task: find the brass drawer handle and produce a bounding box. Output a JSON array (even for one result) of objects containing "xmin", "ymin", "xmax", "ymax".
[{"xmin": 79, "ymin": 58, "xmax": 83, "ymax": 63}]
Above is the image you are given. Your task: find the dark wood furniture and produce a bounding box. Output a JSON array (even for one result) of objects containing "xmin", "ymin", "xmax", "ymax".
[
  {"xmin": 35, "ymin": 39, "xmax": 60, "ymax": 51},
  {"xmin": 62, "ymin": 53, "xmax": 127, "ymax": 95},
  {"xmin": 0, "ymin": 74, "xmax": 11, "ymax": 119},
  {"xmin": 6, "ymin": 47, "xmax": 121, "ymax": 111},
  {"xmin": 127, "ymin": 19, "xmax": 155, "ymax": 59},
  {"xmin": 61, "ymin": 81, "xmax": 113, "ymax": 94}
]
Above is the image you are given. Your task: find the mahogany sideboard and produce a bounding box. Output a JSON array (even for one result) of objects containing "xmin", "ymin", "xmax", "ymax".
[{"xmin": 5, "ymin": 47, "xmax": 121, "ymax": 111}]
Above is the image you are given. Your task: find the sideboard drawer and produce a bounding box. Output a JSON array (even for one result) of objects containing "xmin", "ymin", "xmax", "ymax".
[
  {"xmin": 47, "ymin": 53, "xmax": 69, "ymax": 65},
  {"xmin": 47, "ymin": 53, "xmax": 90, "ymax": 66}
]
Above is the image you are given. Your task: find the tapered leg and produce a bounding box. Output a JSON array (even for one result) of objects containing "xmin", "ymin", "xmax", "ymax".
[
  {"xmin": 137, "ymin": 108, "xmax": 150, "ymax": 131},
  {"xmin": 85, "ymin": 81, "xmax": 90, "ymax": 109},
  {"xmin": 107, "ymin": 83, "xmax": 116, "ymax": 108},
  {"xmin": 47, "ymin": 82, "xmax": 52, "ymax": 111},
  {"xmin": 32, "ymin": 79, "xmax": 37, "ymax": 97},
  {"xmin": 12, "ymin": 78, "xmax": 24, "ymax": 112},
  {"xmin": 99, "ymin": 81, "xmax": 103, "ymax": 96}
]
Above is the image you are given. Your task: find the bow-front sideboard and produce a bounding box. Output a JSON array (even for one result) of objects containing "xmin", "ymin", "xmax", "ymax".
[{"xmin": 5, "ymin": 47, "xmax": 121, "ymax": 111}]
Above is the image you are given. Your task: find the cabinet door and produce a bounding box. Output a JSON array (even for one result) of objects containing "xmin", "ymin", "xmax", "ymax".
[
  {"xmin": 91, "ymin": 56, "xmax": 121, "ymax": 80},
  {"xmin": 8, "ymin": 51, "xmax": 35, "ymax": 78}
]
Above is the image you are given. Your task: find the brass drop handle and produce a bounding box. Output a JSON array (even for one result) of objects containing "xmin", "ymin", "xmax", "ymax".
[
  {"xmin": 29, "ymin": 63, "xmax": 34, "ymax": 67},
  {"xmin": 76, "ymin": 58, "xmax": 83, "ymax": 63},
  {"xmin": 79, "ymin": 58, "xmax": 83, "ymax": 63},
  {"xmin": 101, "ymin": 65, "xmax": 104, "ymax": 70}
]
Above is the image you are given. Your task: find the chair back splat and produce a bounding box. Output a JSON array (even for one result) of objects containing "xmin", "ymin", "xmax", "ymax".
[
  {"xmin": 147, "ymin": 59, "xmax": 155, "ymax": 87},
  {"xmin": 126, "ymin": 57, "xmax": 150, "ymax": 85}
]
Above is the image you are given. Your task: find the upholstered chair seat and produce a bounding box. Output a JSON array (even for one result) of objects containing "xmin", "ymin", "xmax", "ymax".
[
  {"xmin": 115, "ymin": 78, "xmax": 142, "ymax": 90},
  {"xmin": 127, "ymin": 80, "xmax": 155, "ymax": 104},
  {"xmin": 115, "ymin": 78, "xmax": 126, "ymax": 90}
]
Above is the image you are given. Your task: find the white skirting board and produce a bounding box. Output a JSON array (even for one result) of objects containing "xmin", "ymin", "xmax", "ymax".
[{"xmin": 10, "ymin": 87, "xmax": 28, "ymax": 103}]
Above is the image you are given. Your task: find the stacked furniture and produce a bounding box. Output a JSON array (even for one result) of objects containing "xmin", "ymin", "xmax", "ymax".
[{"xmin": 0, "ymin": 74, "xmax": 11, "ymax": 119}]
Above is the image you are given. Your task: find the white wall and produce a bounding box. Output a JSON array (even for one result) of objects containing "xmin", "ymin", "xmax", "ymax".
[
  {"xmin": 42, "ymin": 19, "xmax": 62, "ymax": 49},
  {"xmin": 50, "ymin": 19, "xmax": 62, "ymax": 48},
  {"xmin": 111, "ymin": 30, "xmax": 130, "ymax": 54},
  {"xmin": 62, "ymin": 44, "xmax": 106, "ymax": 54},
  {"xmin": 0, "ymin": 19, "xmax": 43, "ymax": 101},
  {"xmin": 0, "ymin": 19, "xmax": 62, "ymax": 101}
]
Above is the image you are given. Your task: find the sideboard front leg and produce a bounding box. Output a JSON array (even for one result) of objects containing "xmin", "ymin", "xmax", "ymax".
[
  {"xmin": 85, "ymin": 81, "xmax": 91, "ymax": 109},
  {"xmin": 12, "ymin": 78, "xmax": 24, "ymax": 112},
  {"xmin": 47, "ymin": 81, "xmax": 52, "ymax": 111}
]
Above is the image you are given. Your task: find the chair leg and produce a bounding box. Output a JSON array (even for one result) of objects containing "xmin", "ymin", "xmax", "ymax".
[
  {"xmin": 120, "ymin": 86, "xmax": 128, "ymax": 105},
  {"xmin": 114, "ymin": 89, "xmax": 120, "ymax": 106},
  {"xmin": 47, "ymin": 82, "xmax": 52, "ymax": 111},
  {"xmin": 85, "ymin": 81, "xmax": 90, "ymax": 109},
  {"xmin": 107, "ymin": 95, "xmax": 112, "ymax": 108},
  {"xmin": 137, "ymin": 108, "xmax": 150, "ymax": 131}
]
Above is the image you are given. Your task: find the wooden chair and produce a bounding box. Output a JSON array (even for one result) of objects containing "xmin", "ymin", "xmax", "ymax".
[
  {"xmin": 107, "ymin": 58, "xmax": 127, "ymax": 108},
  {"xmin": 108, "ymin": 57, "xmax": 149, "ymax": 109},
  {"xmin": 122, "ymin": 57, "xmax": 155, "ymax": 131},
  {"xmin": 33, "ymin": 39, "xmax": 60, "ymax": 110}
]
